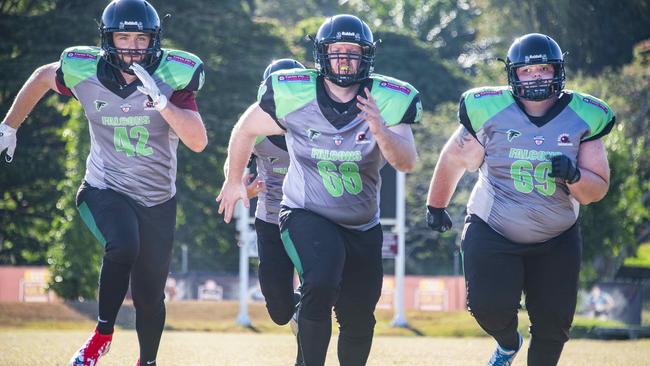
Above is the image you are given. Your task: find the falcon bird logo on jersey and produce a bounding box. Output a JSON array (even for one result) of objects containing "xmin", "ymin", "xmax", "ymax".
[
  {"xmin": 506, "ymin": 129, "xmax": 521, "ymax": 142},
  {"xmin": 95, "ymin": 100, "xmax": 107, "ymax": 112},
  {"xmin": 307, "ymin": 128, "xmax": 321, "ymax": 141}
]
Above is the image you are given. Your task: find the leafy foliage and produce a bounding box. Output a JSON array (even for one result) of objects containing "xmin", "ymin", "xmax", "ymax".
[
  {"xmin": 0, "ymin": 0, "xmax": 648, "ymax": 298},
  {"xmin": 475, "ymin": 0, "xmax": 650, "ymax": 73}
]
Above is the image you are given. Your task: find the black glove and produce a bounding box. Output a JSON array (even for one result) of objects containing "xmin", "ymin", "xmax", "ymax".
[
  {"xmin": 426, "ymin": 206, "xmax": 452, "ymax": 233},
  {"xmin": 549, "ymin": 154, "xmax": 581, "ymax": 184}
]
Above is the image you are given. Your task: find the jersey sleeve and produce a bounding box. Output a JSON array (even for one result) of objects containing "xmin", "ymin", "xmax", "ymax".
[
  {"xmin": 58, "ymin": 46, "xmax": 101, "ymax": 93},
  {"xmin": 460, "ymin": 86, "xmax": 515, "ymax": 144},
  {"xmin": 169, "ymin": 89, "xmax": 198, "ymax": 111},
  {"xmin": 154, "ymin": 49, "xmax": 205, "ymax": 92},
  {"xmin": 457, "ymin": 96, "xmax": 477, "ymax": 138},
  {"xmin": 54, "ymin": 67, "xmax": 74, "ymax": 97},
  {"xmin": 568, "ymin": 92, "xmax": 616, "ymax": 142},
  {"xmin": 183, "ymin": 64, "xmax": 205, "ymax": 92},
  {"xmin": 398, "ymin": 94, "xmax": 422, "ymax": 125},
  {"xmin": 258, "ymin": 69, "xmax": 318, "ymax": 130},
  {"xmin": 370, "ymin": 74, "xmax": 420, "ymax": 127},
  {"xmin": 583, "ymin": 116, "xmax": 616, "ymax": 141},
  {"xmin": 257, "ymin": 76, "xmax": 281, "ymax": 127}
]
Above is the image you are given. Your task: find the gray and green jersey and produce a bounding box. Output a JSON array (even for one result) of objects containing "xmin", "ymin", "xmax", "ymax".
[
  {"xmin": 460, "ymin": 86, "xmax": 615, "ymax": 243},
  {"xmin": 58, "ymin": 46, "xmax": 204, "ymax": 207},
  {"xmin": 258, "ymin": 69, "xmax": 421, "ymax": 230},
  {"xmin": 252, "ymin": 135, "xmax": 289, "ymax": 224}
]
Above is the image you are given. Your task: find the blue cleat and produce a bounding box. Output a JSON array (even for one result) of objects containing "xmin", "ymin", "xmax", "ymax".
[{"xmin": 487, "ymin": 333, "xmax": 523, "ymax": 366}]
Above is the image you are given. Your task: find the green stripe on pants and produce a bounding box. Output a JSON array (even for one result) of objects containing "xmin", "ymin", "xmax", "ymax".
[
  {"xmin": 78, "ymin": 201, "xmax": 107, "ymax": 246},
  {"xmin": 281, "ymin": 229, "xmax": 304, "ymax": 282}
]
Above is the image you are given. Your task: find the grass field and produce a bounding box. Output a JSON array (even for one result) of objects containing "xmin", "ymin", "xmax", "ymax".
[
  {"xmin": 0, "ymin": 301, "xmax": 648, "ymax": 365},
  {"xmin": 1, "ymin": 329, "xmax": 649, "ymax": 366}
]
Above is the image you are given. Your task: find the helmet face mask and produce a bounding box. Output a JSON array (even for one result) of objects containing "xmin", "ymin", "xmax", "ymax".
[
  {"xmin": 313, "ymin": 14, "xmax": 376, "ymax": 87},
  {"xmin": 100, "ymin": 0, "xmax": 162, "ymax": 75},
  {"xmin": 505, "ymin": 33, "xmax": 566, "ymax": 101}
]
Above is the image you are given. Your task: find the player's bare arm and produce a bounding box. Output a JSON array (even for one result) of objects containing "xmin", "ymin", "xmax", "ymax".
[
  {"xmin": 357, "ymin": 87, "xmax": 417, "ymax": 172},
  {"xmin": 426, "ymin": 126, "xmax": 484, "ymax": 208},
  {"xmin": 3, "ymin": 62, "xmax": 60, "ymax": 129},
  {"xmin": 567, "ymin": 138, "xmax": 610, "ymax": 204},
  {"xmin": 216, "ymin": 103, "xmax": 283, "ymax": 223},
  {"xmin": 159, "ymin": 105, "xmax": 207, "ymax": 152}
]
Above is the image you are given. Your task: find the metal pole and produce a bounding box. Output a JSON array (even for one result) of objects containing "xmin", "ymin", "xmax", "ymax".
[
  {"xmin": 392, "ymin": 171, "xmax": 408, "ymax": 327},
  {"xmin": 236, "ymin": 198, "xmax": 252, "ymax": 326},
  {"xmin": 181, "ymin": 244, "xmax": 188, "ymax": 273}
]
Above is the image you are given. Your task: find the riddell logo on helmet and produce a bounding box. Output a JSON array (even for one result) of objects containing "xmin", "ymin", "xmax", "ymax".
[
  {"xmin": 582, "ymin": 97, "xmax": 609, "ymax": 113},
  {"xmin": 119, "ymin": 21, "xmax": 143, "ymax": 30},
  {"xmin": 379, "ymin": 81, "xmax": 411, "ymax": 95},
  {"xmin": 524, "ymin": 54, "xmax": 548, "ymax": 63},
  {"xmin": 474, "ymin": 90, "xmax": 503, "ymax": 98},
  {"xmin": 337, "ymin": 31, "xmax": 361, "ymax": 41}
]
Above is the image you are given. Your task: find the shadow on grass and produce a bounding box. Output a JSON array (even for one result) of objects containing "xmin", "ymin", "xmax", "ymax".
[
  {"xmin": 394, "ymin": 324, "xmax": 425, "ymax": 336},
  {"xmin": 65, "ymin": 301, "xmax": 136, "ymax": 329},
  {"xmin": 244, "ymin": 324, "xmax": 261, "ymax": 333}
]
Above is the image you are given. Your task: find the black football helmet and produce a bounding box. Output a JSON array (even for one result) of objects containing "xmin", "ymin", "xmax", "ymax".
[
  {"xmin": 100, "ymin": 0, "xmax": 162, "ymax": 74},
  {"xmin": 505, "ymin": 33, "xmax": 566, "ymax": 101},
  {"xmin": 313, "ymin": 14, "xmax": 376, "ymax": 87},
  {"xmin": 263, "ymin": 58, "xmax": 306, "ymax": 80}
]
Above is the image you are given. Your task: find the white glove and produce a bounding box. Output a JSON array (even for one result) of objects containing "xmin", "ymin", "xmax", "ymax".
[
  {"xmin": 0, "ymin": 122, "xmax": 17, "ymax": 163},
  {"xmin": 130, "ymin": 63, "xmax": 168, "ymax": 111}
]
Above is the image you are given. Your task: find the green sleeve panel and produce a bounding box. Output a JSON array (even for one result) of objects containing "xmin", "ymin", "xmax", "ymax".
[
  {"xmin": 462, "ymin": 86, "xmax": 515, "ymax": 132},
  {"xmin": 271, "ymin": 69, "xmax": 318, "ymax": 119},
  {"xmin": 60, "ymin": 46, "xmax": 101, "ymax": 89},
  {"xmin": 254, "ymin": 135, "xmax": 266, "ymax": 145},
  {"xmin": 567, "ymin": 90, "xmax": 615, "ymax": 140},
  {"xmin": 154, "ymin": 49, "xmax": 204, "ymax": 91},
  {"xmin": 370, "ymin": 74, "xmax": 419, "ymax": 127}
]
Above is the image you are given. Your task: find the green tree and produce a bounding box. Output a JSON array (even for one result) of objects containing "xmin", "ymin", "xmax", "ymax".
[
  {"xmin": 154, "ymin": 0, "xmax": 292, "ymax": 272},
  {"xmin": 2, "ymin": 0, "xmax": 294, "ymax": 297},
  {"xmin": 570, "ymin": 49, "xmax": 650, "ymax": 284},
  {"xmin": 346, "ymin": 0, "xmax": 481, "ymax": 61},
  {"xmin": 250, "ymin": 0, "xmax": 341, "ymax": 23},
  {"xmin": 405, "ymin": 103, "xmax": 475, "ymax": 274},
  {"xmin": 47, "ymin": 101, "xmax": 101, "ymax": 299},
  {"xmin": 475, "ymin": 0, "xmax": 650, "ymax": 73},
  {"xmin": 0, "ymin": 0, "xmax": 104, "ymax": 266}
]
